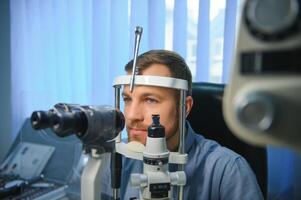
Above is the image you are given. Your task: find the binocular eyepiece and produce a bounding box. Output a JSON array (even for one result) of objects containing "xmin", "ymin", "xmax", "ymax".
[
  {"xmin": 31, "ymin": 106, "xmax": 88, "ymax": 137},
  {"xmin": 31, "ymin": 103, "xmax": 125, "ymax": 152}
]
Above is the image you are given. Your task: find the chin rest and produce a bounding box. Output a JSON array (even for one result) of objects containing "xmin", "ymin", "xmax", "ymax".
[{"xmin": 187, "ymin": 82, "xmax": 267, "ymax": 198}]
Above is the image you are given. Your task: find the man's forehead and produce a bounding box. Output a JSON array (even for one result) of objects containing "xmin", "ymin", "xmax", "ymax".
[
  {"xmin": 122, "ymin": 85, "xmax": 176, "ymax": 97},
  {"xmin": 127, "ymin": 63, "xmax": 172, "ymax": 77},
  {"xmin": 123, "ymin": 63, "xmax": 176, "ymax": 97},
  {"xmin": 123, "ymin": 85, "xmax": 161, "ymax": 94}
]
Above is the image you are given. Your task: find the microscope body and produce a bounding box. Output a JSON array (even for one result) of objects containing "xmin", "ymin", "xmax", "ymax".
[
  {"xmin": 31, "ymin": 103, "xmax": 124, "ymax": 153},
  {"xmin": 130, "ymin": 115, "xmax": 186, "ymax": 200},
  {"xmin": 31, "ymin": 103, "xmax": 125, "ymax": 200},
  {"xmin": 223, "ymin": 0, "xmax": 301, "ymax": 151}
]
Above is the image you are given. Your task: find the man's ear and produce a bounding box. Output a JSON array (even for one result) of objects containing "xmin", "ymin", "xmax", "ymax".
[{"xmin": 185, "ymin": 96, "xmax": 193, "ymax": 117}]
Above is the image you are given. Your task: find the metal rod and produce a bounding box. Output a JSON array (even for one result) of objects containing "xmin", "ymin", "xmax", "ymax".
[
  {"xmin": 130, "ymin": 26, "xmax": 143, "ymax": 92},
  {"xmin": 111, "ymin": 86, "xmax": 122, "ymax": 200},
  {"xmin": 115, "ymin": 86, "xmax": 121, "ymax": 142},
  {"xmin": 178, "ymin": 90, "xmax": 186, "ymax": 200},
  {"xmin": 178, "ymin": 90, "xmax": 186, "ymax": 154},
  {"xmin": 112, "ymin": 189, "xmax": 119, "ymax": 200}
]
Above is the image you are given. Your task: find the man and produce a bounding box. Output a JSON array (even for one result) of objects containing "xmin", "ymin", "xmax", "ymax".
[{"xmin": 101, "ymin": 50, "xmax": 263, "ymax": 199}]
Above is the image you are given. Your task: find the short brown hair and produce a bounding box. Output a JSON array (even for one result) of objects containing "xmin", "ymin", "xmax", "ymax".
[{"xmin": 124, "ymin": 50, "xmax": 192, "ymax": 96}]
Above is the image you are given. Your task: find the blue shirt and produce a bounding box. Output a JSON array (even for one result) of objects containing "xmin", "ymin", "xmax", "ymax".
[{"xmin": 100, "ymin": 122, "xmax": 263, "ymax": 199}]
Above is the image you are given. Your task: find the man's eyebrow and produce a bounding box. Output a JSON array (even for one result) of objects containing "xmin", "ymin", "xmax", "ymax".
[
  {"xmin": 121, "ymin": 91, "xmax": 161, "ymax": 98},
  {"xmin": 140, "ymin": 92, "xmax": 161, "ymax": 98},
  {"xmin": 121, "ymin": 92, "xmax": 129, "ymax": 97}
]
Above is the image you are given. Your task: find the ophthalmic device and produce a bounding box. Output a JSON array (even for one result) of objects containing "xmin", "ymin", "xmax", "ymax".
[{"xmin": 30, "ymin": 26, "xmax": 189, "ymax": 200}]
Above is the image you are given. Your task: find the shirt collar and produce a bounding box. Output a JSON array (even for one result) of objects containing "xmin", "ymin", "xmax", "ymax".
[{"xmin": 185, "ymin": 121, "xmax": 204, "ymax": 153}]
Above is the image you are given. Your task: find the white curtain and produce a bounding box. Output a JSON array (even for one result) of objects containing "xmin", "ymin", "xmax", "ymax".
[
  {"xmin": 10, "ymin": 0, "xmax": 301, "ymax": 199},
  {"xmin": 10, "ymin": 0, "xmax": 193, "ymax": 138}
]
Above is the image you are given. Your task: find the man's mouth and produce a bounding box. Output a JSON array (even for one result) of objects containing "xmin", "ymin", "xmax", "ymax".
[{"xmin": 129, "ymin": 128, "xmax": 147, "ymax": 136}]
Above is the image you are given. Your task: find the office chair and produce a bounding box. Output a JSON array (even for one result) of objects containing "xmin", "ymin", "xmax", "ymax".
[{"xmin": 187, "ymin": 82, "xmax": 267, "ymax": 198}]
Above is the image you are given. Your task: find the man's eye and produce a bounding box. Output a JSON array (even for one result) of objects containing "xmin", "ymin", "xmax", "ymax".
[
  {"xmin": 145, "ymin": 98, "xmax": 158, "ymax": 104},
  {"xmin": 123, "ymin": 97, "xmax": 131, "ymax": 103}
]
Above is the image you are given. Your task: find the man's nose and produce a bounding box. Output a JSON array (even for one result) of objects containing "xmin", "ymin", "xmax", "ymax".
[{"xmin": 126, "ymin": 102, "xmax": 144, "ymax": 122}]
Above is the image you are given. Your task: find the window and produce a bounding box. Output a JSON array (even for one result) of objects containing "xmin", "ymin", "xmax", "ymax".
[{"xmin": 165, "ymin": 0, "xmax": 227, "ymax": 82}]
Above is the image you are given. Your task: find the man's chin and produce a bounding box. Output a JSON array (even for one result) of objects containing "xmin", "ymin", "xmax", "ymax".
[{"xmin": 128, "ymin": 136, "xmax": 146, "ymax": 146}]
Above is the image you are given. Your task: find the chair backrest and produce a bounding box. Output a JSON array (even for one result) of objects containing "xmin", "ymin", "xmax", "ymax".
[{"xmin": 187, "ymin": 82, "xmax": 267, "ymax": 198}]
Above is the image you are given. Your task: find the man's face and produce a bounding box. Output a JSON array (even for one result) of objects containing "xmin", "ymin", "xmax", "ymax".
[{"xmin": 122, "ymin": 64, "xmax": 179, "ymax": 150}]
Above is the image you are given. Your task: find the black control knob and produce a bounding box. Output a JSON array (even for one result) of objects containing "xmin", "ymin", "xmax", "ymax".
[{"xmin": 244, "ymin": 0, "xmax": 301, "ymax": 41}]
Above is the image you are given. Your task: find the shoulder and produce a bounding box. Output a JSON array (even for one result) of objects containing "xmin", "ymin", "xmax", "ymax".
[
  {"xmin": 186, "ymin": 128, "xmax": 245, "ymax": 181},
  {"xmin": 185, "ymin": 122, "xmax": 241, "ymax": 164},
  {"xmin": 190, "ymin": 132, "xmax": 241, "ymax": 165},
  {"xmin": 190, "ymin": 131, "xmax": 256, "ymax": 180},
  {"xmin": 188, "ymin": 126, "xmax": 257, "ymax": 177},
  {"xmin": 218, "ymin": 154, "xmax": 263, "ymax": 199},
  {"xmin": 187, "ymin": 132, "xmax": 263, "ymax": 199}
]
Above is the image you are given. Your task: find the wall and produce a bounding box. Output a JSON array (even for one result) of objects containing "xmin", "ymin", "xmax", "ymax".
[{"xmin": 0, "ymin": 0, "xmax": 12, "ymax": 162}]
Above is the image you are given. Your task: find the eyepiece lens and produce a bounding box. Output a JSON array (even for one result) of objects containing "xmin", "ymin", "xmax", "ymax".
[{"xmin": 31, "ymin": 111, "xmax": 52, "ymax": 130}]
